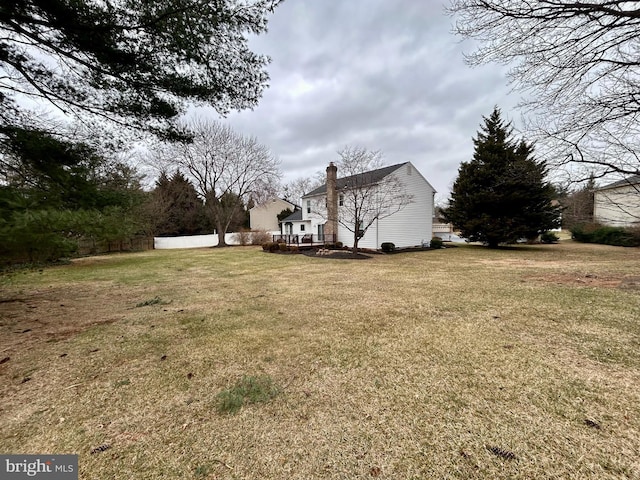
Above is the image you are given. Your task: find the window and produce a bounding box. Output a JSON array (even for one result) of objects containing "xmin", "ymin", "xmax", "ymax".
[
  {"xmin": 339, "ymin": 194, "xmax": 344, "ymax": 206},
  {"xmin": 306, "ymin": 200, "xmax": 311, "ymax": 214},
  {"xmin": 300, "ymin": 225, "xmax": 305, "ymax": 232},
  {"xmin": 407, "ymin": 164, "xmax": 412, "ymax": 175}
]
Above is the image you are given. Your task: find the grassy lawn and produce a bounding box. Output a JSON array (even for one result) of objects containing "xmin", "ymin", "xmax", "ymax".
[{"xmin": 1, "ymin": 241, "xmax": 639, "ymax": 479}]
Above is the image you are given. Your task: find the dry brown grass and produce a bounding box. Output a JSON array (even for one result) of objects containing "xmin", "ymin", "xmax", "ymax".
[{"xmin": 1, "ymin": 242, "xmax": 640, "ymax": 479}]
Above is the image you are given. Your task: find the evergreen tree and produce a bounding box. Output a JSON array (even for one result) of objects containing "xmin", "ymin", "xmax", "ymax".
[
  {"xmin": 151, "ymin": 171, "xmax": 208, "ymax": 236},
  {"xmin": 0, "ymin": 127, "xmax": 148, "ymax": 263},
  {"xmin": 444, "ymin": 107, "xmax": 561, "ymax": 248},
  {"xmin": 1, "ymin": 0, "xmax": 280, "ymax": 140}
]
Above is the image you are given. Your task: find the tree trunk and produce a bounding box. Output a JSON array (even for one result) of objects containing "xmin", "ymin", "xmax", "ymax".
[{"xmin": 216, "ymin": 221, "xmax": 227, "ymax": 247}]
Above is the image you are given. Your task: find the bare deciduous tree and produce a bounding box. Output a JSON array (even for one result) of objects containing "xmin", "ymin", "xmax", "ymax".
[
  {"xmin": 334, "ymin": 146, "xmax": 413, "ymax": 254},
  {"xmin": 282, "ymin": 176, "xmax": 322, "ymax": 207},
  {"xmin": 163, "ymin": 118, "xmax": 280, "ymax": 246},
  {"xmin": 448, "ymin": 0, "xmax": 640, "ymax": 181}
]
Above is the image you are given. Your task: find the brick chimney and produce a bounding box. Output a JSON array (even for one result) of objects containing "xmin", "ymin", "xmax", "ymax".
[{"xmin": 325, "ymin": 162, "xmax": 338, "ymax": 241}]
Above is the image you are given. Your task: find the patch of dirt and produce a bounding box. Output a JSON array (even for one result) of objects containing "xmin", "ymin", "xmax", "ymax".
[
  {"xmin": 620, "ymin": 276, "xmax": 640, "ymax": 290},
  {"xmin": 300, "ymin": 250, "xmax": 372, "ymax": 260},
  {"xmin": 0, "ymin": 284, "xmax": 131, "ymax": 360},
  {"xmin": 479, "ymin": 259, "xmax": 567, "ymax": 268},
  {"xmin": 525, "ymin": 273, "xmax": 640, "ymax": 289}
]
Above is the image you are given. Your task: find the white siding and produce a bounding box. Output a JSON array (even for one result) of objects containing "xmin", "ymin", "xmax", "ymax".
[
  {"xmin": 301, "ymin": 162, "xmax": 435, "ymax": 249},
  {"xmin": 338, "ymin": 163, "xmax": 435, "ymax": 249},
  {"xmin": 594, "ymin": 185, "xmax": 640, "ymax": 227},
  {"xmin": 282, "ymin": 220, "xmax": 311, "ymax": 235},
  {"xmin": 303, "ymin": 194, "xmax": 329, "ymax": 237}
]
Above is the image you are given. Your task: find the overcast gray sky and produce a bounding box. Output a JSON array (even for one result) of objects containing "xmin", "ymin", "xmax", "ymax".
[{"xmin": 195, "ymin": 0, "xmax": 522, "ymax": 200}]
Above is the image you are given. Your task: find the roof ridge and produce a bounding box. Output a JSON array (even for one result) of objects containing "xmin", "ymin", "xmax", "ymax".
[
  {"xmin": 304, "ymin": 162, "xmax": 408, "ymax": 197},
  {"xmin": 598, "ymin": 174, "xmax": 640, "ymax": 190}
]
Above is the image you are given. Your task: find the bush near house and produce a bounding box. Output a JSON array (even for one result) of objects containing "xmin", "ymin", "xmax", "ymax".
[
  {"xmin": 250, "ymin": 230, "xmax": 272, "ymax": 245},
  {"xmin": 261, "ymin": 242, "xmax": 278, "ymax": 252},
  {"xmin": 430, "ymin": 237, "xmax": 444, "ymax": 249},
  {"xmin": 381, "ymin": 242, "xmax": 395, "ymax": 253},
  {"xmin": 262, "ymin": 241, "xmax": 301, "ymax": 253},
  {"xmin": 570, "ymin": 223, "xmax": 640, "ymax": 247}
]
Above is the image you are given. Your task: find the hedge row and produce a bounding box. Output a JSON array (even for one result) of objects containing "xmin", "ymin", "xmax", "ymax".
[{"xmin": 570, "ymin": 224, "xmax": 640, "ymax": 247}]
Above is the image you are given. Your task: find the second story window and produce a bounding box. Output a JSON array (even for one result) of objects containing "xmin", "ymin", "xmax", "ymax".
[
  {"xmin": 339, "ymin": 194, "xmax": 344, "ymax": 206},
  {"xmin": 306, "ymin": 200, "xmax": 311, "ymax": 214}
]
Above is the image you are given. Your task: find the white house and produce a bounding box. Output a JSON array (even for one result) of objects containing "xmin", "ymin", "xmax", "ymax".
[
  {"xmin": 280, "ymin": 162, "xmax": 435, "ymax": 249},
  {"xmin": 593, "ymin": 175, "xmax": 640, "ymax": 228},
  {"xmin": 249, "ymin": 198, "xmax": 297, "ymax": 232}
]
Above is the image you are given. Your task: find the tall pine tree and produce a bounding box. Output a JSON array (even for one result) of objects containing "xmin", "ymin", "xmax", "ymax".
[
  {"xmin": 151, "ymin": 171, "xmax": 208, "ymax": 236},
  {"xmin": 444, "ymin": 107, "xmax": 561, "ymax": 247}
]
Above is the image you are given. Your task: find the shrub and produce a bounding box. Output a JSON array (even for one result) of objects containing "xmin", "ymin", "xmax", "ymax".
[
  {"xmin": 540, "ymin": 231, "xmax": 559, "ymax": 244},
  {"xmin": 570, "ymin": 223, "xmax": 600, "ymax": 243},
  {"xmin": 594, "ymin": 227, "xmax": 639, "ymax": 246},
  {"xmin": 250, "ymin": 229, "xmax": 272, "ymax": 245},
  {"xmin": 381, "ymin": 242, "xmax": 395, "ymax": 253},
  {"xmin": 570, "ymin": 224, "xmax": 640, "ymax": 247},
  {"xmin": 335, "ymin": 242, "xmax": 343, "ymax": 249},
  {"xmin": 430, "ymin": 237, "xmax": 444, "ymax": 249},
  {"xmin": 262, "ymin": 241, "xmax": 279, "ymax": 252},
  {"xmin": 232, "ymin": 229, "xmax": 251, "ymax": 246},
  {"xmin": 278, "ymin": 242, "xmax": 289, "ymax": 252}
]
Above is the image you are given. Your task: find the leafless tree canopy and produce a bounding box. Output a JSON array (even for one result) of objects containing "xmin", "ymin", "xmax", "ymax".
[
  {"xmin": 282, "ymin": 176, "xmax": 322, "ymax": 207},
  {"xmin": 448, "ymin": 0, "xmax": 640, "ymax": 181},
  {"xmin": 158, "ymin": 119, "xmax": 280, "ymax": 245},
  {"xmin": 336, "ymin": 146, "xmax": 413, "ymax": 252}
]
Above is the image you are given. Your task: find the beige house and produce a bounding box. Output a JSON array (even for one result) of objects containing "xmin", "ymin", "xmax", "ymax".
[
  {"xmin": 593, "ymin": 175, "xmax": 640, "ymax": 227},
  {"xmin": 249, "ymin": 198, "xmax": 297, "ymax": 232}
]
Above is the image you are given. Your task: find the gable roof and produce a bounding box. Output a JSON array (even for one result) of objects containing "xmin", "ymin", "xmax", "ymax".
[
  {"xmin": 249, "ymin": 197, "xmax": 297, "ymax": 212},
  {"xmin": 281, "ymin": 209, "xmax": 303, "ymax": 222},
  {"xmin": 304, "ymin": 162, "xmax": 408, "ymax": 197},
  {"xmin": 597, "ymin": 174, "xmax": 640, "ymax": 191}
]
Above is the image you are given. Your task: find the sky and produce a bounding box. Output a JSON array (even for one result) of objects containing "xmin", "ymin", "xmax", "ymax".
[{"xmin": 196, "ymin": 0, "xmax": 523, "ymax": 201}]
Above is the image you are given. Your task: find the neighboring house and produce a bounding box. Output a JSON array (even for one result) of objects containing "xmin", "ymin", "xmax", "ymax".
[
  {"xmin": 249, "ymin": 198, "xmax": 297, "ymax": 232},
  {"xmin": 432, "ymin": 207, "xmax": 455, "ymax": 240},
  {"xmin": 593, "ymin": 175, "xmax": 640, "ymax": 228},
  {"xmin": 280, "ymin": 162, "xmax": 435, "ymax": 249}
]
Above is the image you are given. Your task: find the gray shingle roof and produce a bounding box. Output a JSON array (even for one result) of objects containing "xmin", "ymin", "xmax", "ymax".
[
  {"xmin": 281, "ymin": 209, "xmax": 303, "ymax": 222},
  {"xmin": 598, "ymin": 174, "xmax": 640, "ymax": 191},
  {"xmin": 304, "ymin": 162, "xmax": 408, "ymax": 197}
]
